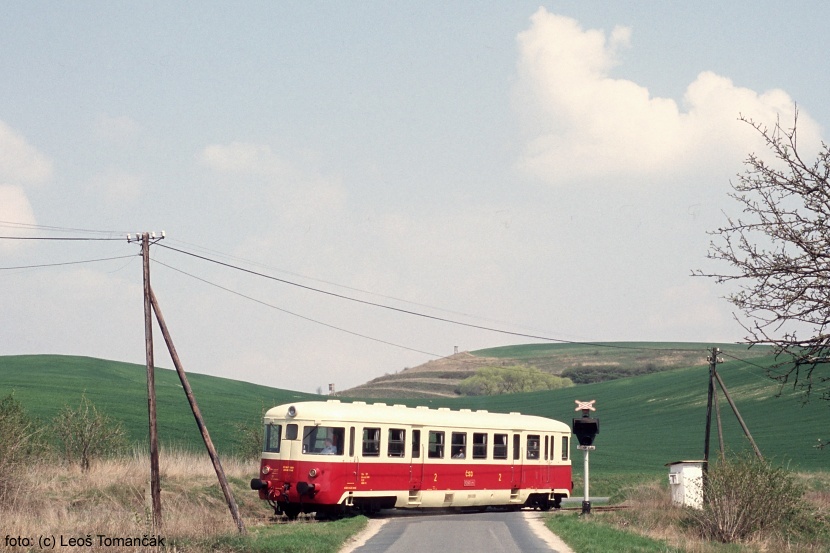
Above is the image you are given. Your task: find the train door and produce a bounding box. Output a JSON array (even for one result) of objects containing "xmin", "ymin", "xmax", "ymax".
[
  {"xmin": 345, "ymin": 426, "xmax": 358, "ymax": 491},
  {"xmin": 408, "ymin": 428, "xmax": 423, "ymax": 490},
  {"xmin": 511, "ymin": 433, "xmax": 523, "ymax": 488}
]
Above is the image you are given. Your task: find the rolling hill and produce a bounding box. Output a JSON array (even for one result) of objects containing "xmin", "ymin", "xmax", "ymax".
[
  {"xmin": 1, "ymin": 346, "xmax": 826, "ymax": 474},
  {"xmin": 340, "ymin": 342, "xmax": 773, "ymax": 398}
]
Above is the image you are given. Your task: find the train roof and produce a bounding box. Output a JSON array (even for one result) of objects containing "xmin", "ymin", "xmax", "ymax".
[{"xmin": 263, "ymin": 400, "xmax": 570, "ymax": 433}]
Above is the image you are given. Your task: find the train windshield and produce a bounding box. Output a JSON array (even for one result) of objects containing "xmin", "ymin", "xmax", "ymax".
[
  {"xmin": 302, "ymin": 426, "xmax": 345, "ymax": 455},
  {"xmin": 264, "ymin": 423, "xmax": 281, "ymax": 453}
]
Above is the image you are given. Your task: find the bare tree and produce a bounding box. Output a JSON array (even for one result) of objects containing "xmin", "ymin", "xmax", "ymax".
[
  {"xmin": 55, "ymin": 394, "xmax": 127, "ymax": 471},
  {"xmin": 696, "ymin": 110, "xmax": 830, "ymax": 417}
]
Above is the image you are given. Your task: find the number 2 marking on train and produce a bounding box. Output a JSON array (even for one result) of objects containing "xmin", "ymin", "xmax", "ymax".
[
  {"xmin": 433, "ymin": 473, "xmax": 438, "ymax": 482},
  {"xmin": 498, "ymin": 473, "xmax": 502, "ymax": 481}
]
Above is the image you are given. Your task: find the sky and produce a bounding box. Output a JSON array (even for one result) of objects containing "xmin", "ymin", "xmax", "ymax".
[{"xmin": 2, "ymin": 2, "xmax": 829, "ymax": 394}]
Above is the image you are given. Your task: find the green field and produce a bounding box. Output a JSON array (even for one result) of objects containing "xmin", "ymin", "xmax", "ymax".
[{"xmin": 1, "ymin": 348, "xmax": 827, "ymax": 474}]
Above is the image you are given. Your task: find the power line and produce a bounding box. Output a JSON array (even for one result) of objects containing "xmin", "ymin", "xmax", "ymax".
[
  {"xmin": 0, "ymin": 220, "xmax": 127, "ymax": 237},
  {"xmin": 152, "ymin": 258, "xmax": 443, "ymax": 358},
  {"xmin": 157, "ymin": 242, "xmax": 706, "ymax": 355},
  {"xmin": 165, "ymin": 237, "xmax": 580, "ymax": 340},
  {"xmin": 0, "ymin": 254, "xmax": 137, "ymax": 271},
  {"xmin": 0, "ymin": 235, "xmax": 123, "ymax": 241}
]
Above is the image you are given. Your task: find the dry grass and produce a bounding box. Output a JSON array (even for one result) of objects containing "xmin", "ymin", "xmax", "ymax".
[
  {"xmin": 602, "ymin": 474, "xmax": 830, "ymax": 553},
  {"xmin": 1, "ymin": 448, "xmax": 266, "ymax": 552}
]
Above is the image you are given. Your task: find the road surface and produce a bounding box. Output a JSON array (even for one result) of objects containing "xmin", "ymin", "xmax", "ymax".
[{"xmin": 342, "ymin": 509, "xmax": 574, "ymax": 553}]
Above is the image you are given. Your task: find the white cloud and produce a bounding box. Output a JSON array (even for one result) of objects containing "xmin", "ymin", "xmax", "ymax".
[
  {"xmin": 200, "ymin": 141, "xmax": 345, "ymax": 224},
  {"xmin": 514, "ymin": 8, "xmax": 822, "ymax": 185},
  {"xmin": 0, "ymin": 185, "xmax": 37, "ymax": 253},
  {"xmin": 0, "ymin": 120, "xmax": 53, "ymax": 184},
  {"xmin": 94, "ymin": 114, "xmax": 141, "ymax": 142},
  {"xmin": 87, "ymin": 170, "xmax": 144, "ymax": 206}
]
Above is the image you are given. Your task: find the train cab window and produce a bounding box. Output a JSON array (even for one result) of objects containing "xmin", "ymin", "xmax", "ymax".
[
  {"xmin": 285, "ymin": 424, "xmax": 298, "ymax": 441},
  {"xmin": 363, "ymin": 427, "xmax": 381, "ymax": 457},
  {"xmin": 472, "ymin": 433, "xmax": 487, "ymax": 459},
  {"xmin": 302, "ymin": 426, "xmax": 345, "ymax": 455},
  {"xmin": 349, "ymin": 427, "xmax": 355, "ymax": 457},
  {"xmin": 513, "ymin": 434, "xmax": 520, "ymax": 461},
  {"xmin": 428, "ymin": 431, "xmax": 445, "ymax": 459},
  {"xmin": 412, "ymin": 430, "xmax": 421, "ymax": 458},
  {"xmin": 493, "ymin": 434, "xmax": 508, "ymax": 459},
  {"xmin": 451, "ymin": 432, "xmax": 466, "ymax": 459},
  {"xmin": 544, "ymin": 435, "xmax": 549, "ymax": 460},
  {"xmin": 561, "ymin": 436, "xmax": 569, "ymax": 461},
  {"xmin": 527, "ymin": 435, "xmax": 540, "ymax": 460},
  {"xmin": 264, "ymin": 424, "xmax": 281, "ymax": 453},
  {"xmin": 388, "ymin": 428, "xmax": 406, "ymax": 457}
]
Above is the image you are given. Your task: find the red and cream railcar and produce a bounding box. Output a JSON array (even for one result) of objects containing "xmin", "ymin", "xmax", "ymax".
[{"xmin": 250, "ymin": 400, "xmax": 572, "ymax": 519}]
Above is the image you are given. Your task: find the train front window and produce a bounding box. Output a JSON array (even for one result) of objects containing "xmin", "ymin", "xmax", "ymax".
[
  {"xmin": 428, "ymin": 431, "xmax": 444, "ymax": 459},
  {"xmin": 562, "ymin": 436, "xmax": 569, "ymax": 461},
  {"xmin": 264, "ymin": 423, "xmax": 281, "ymax": 453},
  {"xmin": 302, "ymin": 426, "xmax": 345, "ymax": 455}
]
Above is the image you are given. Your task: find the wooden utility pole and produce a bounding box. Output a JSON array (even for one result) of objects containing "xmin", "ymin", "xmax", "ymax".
[
  {"xmin": 133, "ymin": 230, "xmax": 244, "ymax": 533},
  {"xmin": 149, "ymin": 288, "xmax": 246, "ymax": 534},
  {"xmin": 703, "ymin": 346, "xmax": 763, "ymax": 473},
  {"xmin": 142, "ymin": 232, "xmax": 162, "ymax": 530}
]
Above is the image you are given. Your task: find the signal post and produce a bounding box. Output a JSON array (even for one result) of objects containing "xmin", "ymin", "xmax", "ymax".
[{"xmin": 573, "ymin": 400, "xmax": 600, "ymax": 515}]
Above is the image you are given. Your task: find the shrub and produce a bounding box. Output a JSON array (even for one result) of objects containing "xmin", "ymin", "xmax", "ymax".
[
  {"xmin": 54, "ymin": 394, "xmax": 127, "ymax": 471},
  {"xmin": 687, "ymin": 453, "xmax": 806, "ymax": 543},
  {"xmin": 0, "ymin": 394, "xmax": 47, "ymax": 501},
  {"xmin": 457, "ymin": 365, "xmax": 573, "ymax": 396}
]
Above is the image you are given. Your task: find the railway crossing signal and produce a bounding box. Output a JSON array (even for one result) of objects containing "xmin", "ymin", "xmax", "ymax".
[{"xmin": 573, "ymin": 400, "xmax": 599, "ymax": 514}]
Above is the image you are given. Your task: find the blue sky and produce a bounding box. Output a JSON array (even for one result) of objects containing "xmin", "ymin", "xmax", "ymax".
[{"xmin": 2, "ymin": 2, "xmax": 829, "ymax": 392}]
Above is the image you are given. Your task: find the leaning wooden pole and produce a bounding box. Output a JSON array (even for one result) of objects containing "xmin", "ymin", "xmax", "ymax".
[
  {"xmin": 149, "ymin": 287, "xmax": 247, "ymax": 534},
  {"xmin": 142, "ymin": 232, "xmax": 163, "ymax": 531},
  {"xmin": 713, "ymin": 369, "xmax": 764, "ymax": 461}
]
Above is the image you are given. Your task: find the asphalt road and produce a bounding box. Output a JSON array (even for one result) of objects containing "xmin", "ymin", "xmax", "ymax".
[{"xmin": 347, "ymin": 510, "xmax": 572, "ymax": 553}]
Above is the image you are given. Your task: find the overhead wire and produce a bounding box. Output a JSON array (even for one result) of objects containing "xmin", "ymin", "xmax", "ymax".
[
  {"xmin": 0, "ymin": 254, "xmax": 137, "ymax": 271},
  {"xmin": 152, "ymin": 258, "xmax": 444, "ymax": 358},
  {"xmin": 165, "ymin": 236, "xmax": 584, "ymax": 341},
  {"xmin": 156, "ymin": 242, "xmax": 712, "ymax": 355}
]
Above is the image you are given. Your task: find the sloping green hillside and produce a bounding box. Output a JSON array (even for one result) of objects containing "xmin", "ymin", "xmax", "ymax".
[
  {"xmin": 0, "ymin": 355, "xmax": 316, "ymax": 454},
  {"xmin": 1, "ymin": 351, "xmax": 826, "ymax": 474}
]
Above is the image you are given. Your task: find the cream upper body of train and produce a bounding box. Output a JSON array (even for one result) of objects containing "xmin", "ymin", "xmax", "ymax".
[{"xmin": 250, "ymin": 400, "xmax": 572, "ymax": 519}]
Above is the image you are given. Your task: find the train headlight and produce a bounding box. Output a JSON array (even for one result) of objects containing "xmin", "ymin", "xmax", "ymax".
[
  {"xmin": 308, "ymin": 468, "xmax": 319, "ymax": 478},
  {"xmin": 287, "ymin": 405, "xmax": 297, "ymax": 417},
  {"xmin": 261, "ymin": 465, "xmax": 271, "ymax": 475}
]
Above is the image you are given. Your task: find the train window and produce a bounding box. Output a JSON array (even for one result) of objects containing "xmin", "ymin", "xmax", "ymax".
[
  {"xmin": 388, "ymin": 428, "xmax": 406, "ymax": 457},
  {"xmin": 428, "ymin": 431, "xmax": 444, "ymax": 459},
  {"xmin": 544, "ymin": 435, "xmax": 549, "ymax": 461},
  {"xmin": 285, "ymin": 424, "xmax": 298, "ymax": 441},
  {"xmin": 451, "ymin": 432, "xmax": 466, "ymax": 459},
  {"xmin": 561, "ymin": 436, "xmax": 569, "ymax": 461},
  {"xmin": 472, "ymin": 433, "xmax": 487, "ymax": 459},
  {"xmin": 412, "ymin": 429, "xmax": 421, "ymax": 458},
  {"xmin": 493, "ymin": 434, "xmax": 508, "ymax": 459},
  {"xmin": 303, "ymin": 426, "xmax": 345, "ymax": 455},
  {"xmin": 363, "ymin": 428, "xmax": 381, "ymax": 457},
  {"xmin": 527, "ymin": 435, "xmax": 540, "ymax": 459},
  {"xmin": 513, "ymin": 434, "xmax": 520, "ymax": 461},
  {"xmin": 349, "ymin": 427, "xmax": 355, "ymax": 457},
  {"xmin": 264, "ymin": 424, "xmax": 281, "ymax": 453}
]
